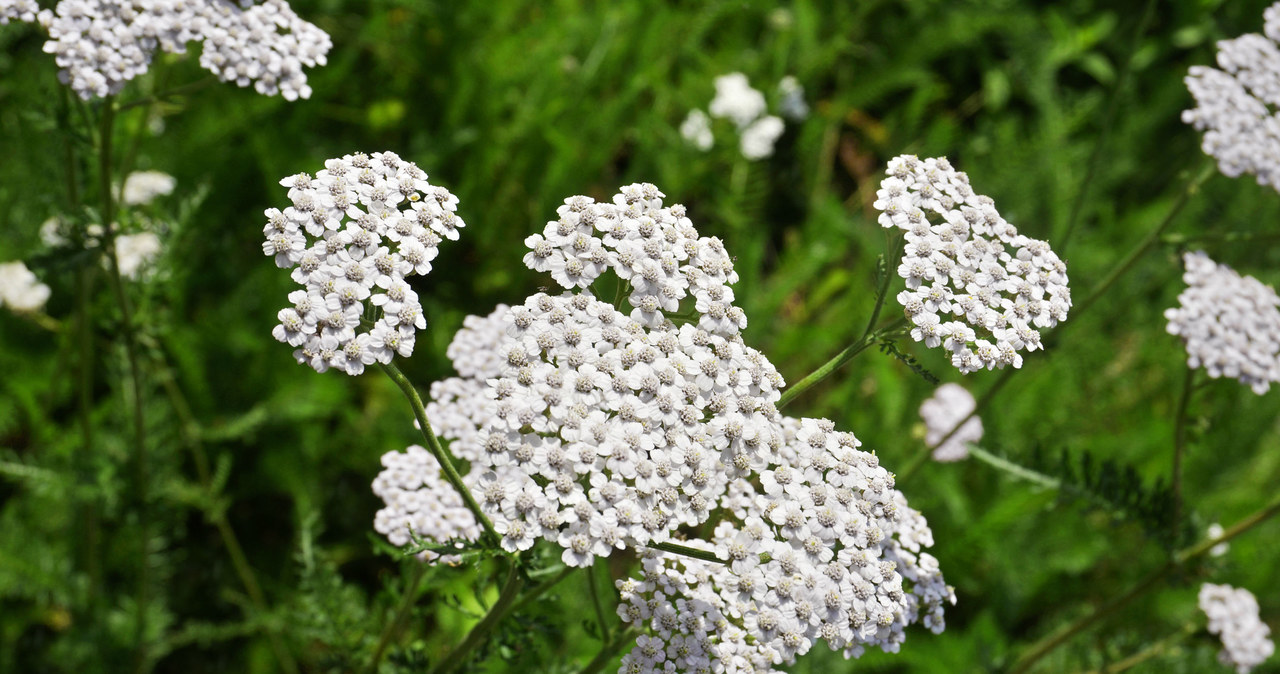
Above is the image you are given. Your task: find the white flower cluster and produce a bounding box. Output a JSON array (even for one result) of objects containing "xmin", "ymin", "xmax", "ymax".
[
  {"xmin": 680, "ymin": 73, "xmax": 794, "ymax": 160},
  {"xmin": 614, "ymin": 417, "xmax": 953, "ymax": 673},
  {"xmin": 1183, "ymin": 2, "xmax": 1280, "ymax": 192},
  {"xmin": 263, "ymin": 150, "xmax": 466, "ymax": 376},
  {"xmin": 6, "ymin": 0, "xmax": 330, "ymax": 100},
  {"xmin": 1199, "ymin": 583, "xmax": 1275, "ymax": 673},
  {"xmin": 874, "ymin": 155, "xmax": 1071, "ymax": 374},
  {"xmin": 372, "ymin": 445, "xmax": 481, "ymax": 565},
  {"xmin": 115, "ymin": 231, "xmax": 162, "ymax": 279},
  {"xmin": 1165, "ymin": 251, "xmax": 1280, "ymax": 394},
  {"xmin": 1208, "ymin": 523, "xmax": 1231, "ymax": 557},
  {"xmin": 1, "ymin": 0, "xmax": 38, "ymax": 24},
  {"xmin": 523, "ymin": 183, "xmax": 747, "ymax": 337},
  {"xmin": 0, "ymin": 261, "xmax": 52, "ymax": 313},
  {"xmin": 122, "ymin": 170, "xmax": 176, "ymax": 206},
  {"xmin": 467, "ymin": 291, "xmax": 785, "ymax": 563},
  {"xmin": 919, "ymin": 383, "xmax": 983, "ymax": 462}
]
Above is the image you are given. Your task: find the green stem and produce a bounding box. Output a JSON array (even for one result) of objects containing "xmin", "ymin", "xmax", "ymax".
[
  {"xmin": 777, "ymin": 234, "xmax": 903, "ymax": 410},
  {"xmin": 367, "ymin": 565, "xmax": 427, "ymax": 674},
  {"xmin": 98, "ymin": 96, "xmax": 152, "ymax": 673},
  {"xmin": 509, "ymin": 565, "xmax": 576, "ymax": 616},
  {"xmin": 1071, "ymin": 164, "xmax": 1214, "ymax": 319},
  {"xmin": 967, "ymin": 445, "xmax": 1061, "ymax": 489},
  {"xmin": 1058, "ymin": 0, "xmax": 1157, "ymax": 253},
  {"xmin": 1008, "ymin": 491, "xmax": 1280, "ymax": 673},
  {"xmin": 116, "ymin": 76, "xmax": 217, "ymax": 112},
  {"xmin": 1170, "ymin": 368, "xmax": 1195, "ymax": 540},
  {"xmin": 436, "ymin": 561, "xmax": 526, "ymax": 674},
  {"xmin": 897, "ymin": 368, "xmax": 1014, "ymax": 483},
  {"xmin": 587, "ymin": 564, "xmax": 612, "ymax": 642},
  {"xmin": 380, "ymin": 361, "xmax": 500, "ymax": 544},
  {"xmin": 577, "ymin": 627, "xmax": 638, "ymax": 674},
  {"xmin": 1087, "ymin": 622, "xmax": 1197, "ymax": 674},
  {"xmin": 646, "ymin": 540, "xmax": 727, "ymax": 565},
  {"xmin": 1161, "ymin": 230, "xmax": 1280, "ymax": 246},
  {"xmin": 149, "ymin": 338, "xmax": 296, "ymax": 674}
]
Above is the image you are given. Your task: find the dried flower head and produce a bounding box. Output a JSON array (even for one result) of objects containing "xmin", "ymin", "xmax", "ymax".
[
  {"xmin": 874, "ymin": 155, "xmax": 1071, "ymax": 374},
  {"xmin": 263, "ymin": 151, "xmax": 465, "ymax": 375},
  {"xmin": 1165, "ymin": 251, "xmax": 1280, "ymax": 394},
  {"xmin": 1184, "ymin": 2, "xmax": 1280, "ymax": 191}
]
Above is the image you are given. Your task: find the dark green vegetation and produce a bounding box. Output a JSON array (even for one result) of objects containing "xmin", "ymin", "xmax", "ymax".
[{"xmin": 1, "ymin": 0, "xmax": 1278, "ymax": 672}]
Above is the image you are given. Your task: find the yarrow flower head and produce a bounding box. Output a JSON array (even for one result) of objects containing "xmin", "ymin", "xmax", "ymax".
[
  {"xmin": 0, "ymin": 260, "xmax": 52, "ymax": 313},
  {"xmin": 615, "ymin": 417, "xmax": 953, "ymax": 673},
  {"xmin": 122, "ymin": 170, "xmax": 176, "ymax": 206},
  {"xmin": 464, "ymin": 291, "xmax": 784, "ymax": 564},
  {"xmin": 115, "ymin": 231, "xmax": 162, "ymax": 279},
  {"xmin": 0, "ymin": 0, "xmax": 38, "ymax": 24},
  {"xmin": 5, "ymin": 0, "xmax": 330, "ymax": 100},
  {"xmin": 263, "ymin": 150, "xmax": 465, "ymax": 375},
  {"xmin": 919, "ymin": 383, "xmax": 983, "ymax": 462},
  {"xmin": 874, "ymin": 155, "xmax": 1071, "ymax": 374},
  {"xmin": 680, "ymin": 73, "xmax": 793, "ymax": 160},
  {"xmin": 372, "ymin": 444, "xmax": 482, "ymax": 565},
  {"xmin": 1184, "ymin": 2, "xmax": 1280, "ymax": 192},
  {"xmin": 1199, "ymin": 583, "xmax": 1275, "ymax": 673},
  {"xmin": 1165, "ymin": 251, "xmax": 1280, "ymax": 394},
  {"xmin": 523, "ymin": 183, "xmax": 747, "ymax": 336}
]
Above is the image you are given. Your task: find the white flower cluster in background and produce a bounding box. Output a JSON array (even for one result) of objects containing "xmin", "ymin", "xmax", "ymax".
[
  {"xmin": 0, "ymin": 261, "xmax": 52, "ymax": 313},
  {"xmin": 263, "ymin": 150, "xmax": 465, "ymax": 375},
  {"xmin": 680, "ymin": 73, "xmax": 799, "ymax": 160},
  {"xmin": 372, "ymin": 444, "xmax": 481, "ymax": 565},
  {"xmin": 1165, "ymin": 251, "xmax": 1280, "ymax": 394},
  {"xmin": 1183, "ymin": 1, "xmax": 1280, "ymax": 192},
  {"xmin": 469, "ymin": 291, "xmax": 785, "ymax": 562},
  {"xmin": 874, "ymin": 155, "xmax": 1071, "ymax": 374},
  {"xmin": 1207, "ymin": 523, "xmax": 1231, "ymax": 557},
  {"xmin": 919, "ymin": 383, "xmax": 983, "ymax": 462},
  {"xmin": 0, "ymin": 0, "xmax": 38, "ymax": 24},
  {"xmin": 114, "ymin": 231, "xmax": 162, "ymax": 279},
  {"xmin": 1199, "ymin": 583, "xmax": 1275, "ymax": 673},
  {"xmin": 615, "ymin": 417, "xmax": 953, "ymax": 673},
  {"xmin": 523, "ymin": 183, "xmax": 747, "ymax": 336},
  {"xmin": 3, "ymin": 0, "xmax": 330, "ymax": 100},
  {"xmin": 122, "ymin": 170, "xmax": 176, "ymax": 206}
]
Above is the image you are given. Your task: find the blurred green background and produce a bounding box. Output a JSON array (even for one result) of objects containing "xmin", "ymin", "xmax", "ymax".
[{"xmin": 1, "ymin": 0, "xmax": 1278, "ymax": 671}]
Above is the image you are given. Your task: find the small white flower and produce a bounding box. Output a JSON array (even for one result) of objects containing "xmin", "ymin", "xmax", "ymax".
[
  {"xmin": 1199, "ymin": 583, "xmax": 1274, "ymax": 673},
  {"xmin": 680, "ymin": 109, "xmax": 714, "ymax": 151},
  {"xmin": 740, "ymin": 115, "xmax": 784, "ymax": 160},
  {"xmin": 121, "ymin": 171, "xmax": 176, "ymax": 206},
  {"xmin": 0, "ymin": 261, "xmax": 51, "ymax": 313}
]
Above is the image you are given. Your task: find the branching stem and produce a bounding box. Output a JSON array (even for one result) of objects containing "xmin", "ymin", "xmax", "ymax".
[{"xmin": 380, "ymin": 361, "xmax": 500, "ymax": 544}]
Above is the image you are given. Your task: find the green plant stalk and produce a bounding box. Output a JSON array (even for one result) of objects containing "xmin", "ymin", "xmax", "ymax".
[
  {"xmin": 1170, "ymin": 368, "xmax": 1195, "ymax": 539},
  {"xmin": 777, "ymin": 234, "xmax": 903, "ymax": 410},
  {"xmin": 1087, "ymin": 622, "xmax": 1197, "ymax": 674},
  {"xmin": 587, "ymin": 563, "xmax": 612, "ymax": 642},
  {"xmin": 151, "ymin": 342, "xmax": 297, "ymax": 674},
  {"xmin": 1058, "ymin": 0, "xmax": 1157, "ymax": 253},
  {"xmin": 966, "ymin": 445, "xmax": 1061, "ymax": 489},
  {"xmin": 1162, "ymin": 230, "xmax": 1280, "ymax": 245},
  {"xmin": 380, "ymin": 361, "xmax": 500, "ymax": 544},
  {"xmin": 98, "ymin": 96, "xmax": 153, "ymax": 672},
  {"xmin": 647, "ymin": 540, "xmax": 726, "ymax": 565},
  {"xmin": 367, "ymin": 564, "xmax": 427, "ymax": 674},
  {"xmin": 578, "ymin": 627, "xmax": 639, "ymax": 674},
  {"xmin": 1009, "ymin": 491, "xmax": 1280, "ymax": 673},
  {"xmin": 897, "ymin": 368, "xmax": 1015, "ymax": 483},
  {"xmin": 436, "ymin": 561, "xmax": 526, "ymax": 674},
  {"xmin": 1071, "ymin": 164, "xmax": 1214, "ymax": 319},
  {"xmin": 509, "ymin": 565, "xmax": 576, "ymax": 616}
]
